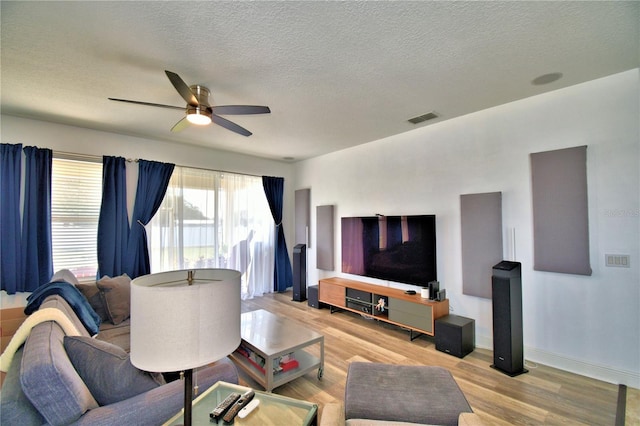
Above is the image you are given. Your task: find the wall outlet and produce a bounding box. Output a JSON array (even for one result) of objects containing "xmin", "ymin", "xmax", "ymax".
[{"xmin": 605, "ymin": 254, "xmax": 630, "ymax": 268}]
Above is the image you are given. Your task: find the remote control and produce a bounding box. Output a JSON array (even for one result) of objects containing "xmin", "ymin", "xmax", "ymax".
[
  {"xmin": 237, "ymin": 398, "xmax": 260, "ymax": 419},
  {"xmin": 222, "ymin": 389, "xmax": 255, "ymax": 423},
  {"xmin": 210, "ymin": 392, "xmax": 241, "ymax": 422}
]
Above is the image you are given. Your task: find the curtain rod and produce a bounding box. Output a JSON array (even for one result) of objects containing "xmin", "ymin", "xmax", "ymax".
[{"xmin": 53, "ymin": 150, "xmax": 264, "ymax": 178}]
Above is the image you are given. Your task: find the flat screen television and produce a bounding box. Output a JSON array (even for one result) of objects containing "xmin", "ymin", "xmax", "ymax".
[{"xmin": 341, "ymin": 215, "xmax": 436, "ymax": 286}]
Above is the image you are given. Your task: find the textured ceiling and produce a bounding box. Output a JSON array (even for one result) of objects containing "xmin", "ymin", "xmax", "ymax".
[{"xmin": 1, "ymin": 1, "xmax": 638, "ymax": 161}]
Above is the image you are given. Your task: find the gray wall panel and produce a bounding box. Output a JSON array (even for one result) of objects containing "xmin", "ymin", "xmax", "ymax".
[
  {"xmin": 316, "ymin": 204, "xmax": 334, "ymax": 270},
  {"xmin": 461, "ymin": 192, "xmax": 503, "ymax": 299},
  {"xmin": 531, "ymin": 146, "xmax": 591, "ymax": 275},
  {"xmin": 295, "ymin": 188, "xmax": 310, "ymax": 248}
]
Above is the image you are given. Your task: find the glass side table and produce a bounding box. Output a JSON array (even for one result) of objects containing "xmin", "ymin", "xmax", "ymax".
[{"xmin": 164, "ymin": 381, "xmax": 318, "ymax": 426}]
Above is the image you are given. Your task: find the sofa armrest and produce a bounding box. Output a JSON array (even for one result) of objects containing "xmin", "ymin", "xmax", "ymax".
[{"xmin": 73, "ymin": 359, "xmax": 239, "ymax": 426}]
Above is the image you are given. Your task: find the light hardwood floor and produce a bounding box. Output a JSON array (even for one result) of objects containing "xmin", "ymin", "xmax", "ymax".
[{"xmin": 239, "ymin": 291, "xmax": 639, "ymax": 425}]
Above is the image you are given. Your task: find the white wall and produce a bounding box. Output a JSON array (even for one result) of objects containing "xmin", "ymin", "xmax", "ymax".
[
  {"xmin": 295, "ymin": 70, "xmax": 640, "ymax": 387},
  {"xmin": 0, "ymin": 116, "xmax": 296, "ymax": 303}
]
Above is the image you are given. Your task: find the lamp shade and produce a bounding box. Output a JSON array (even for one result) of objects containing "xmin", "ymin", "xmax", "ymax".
[{"xmin": 130, "ymin": 269, "xmax": 241, "ymax": 373}]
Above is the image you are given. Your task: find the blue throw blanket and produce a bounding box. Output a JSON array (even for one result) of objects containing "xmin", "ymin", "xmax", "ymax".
[{"xmin": 25, "ymin": 281, "xmax": 101, "ymax": 335}]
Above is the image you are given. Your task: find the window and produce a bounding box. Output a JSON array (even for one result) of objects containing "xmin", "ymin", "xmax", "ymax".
[
  {"xmin": 51, "ymin": 156, "xmax": 102, "ymax": 279},
  {"xmin": 147, "ymin": 167, "xmax": 275, "ymax": 299}
]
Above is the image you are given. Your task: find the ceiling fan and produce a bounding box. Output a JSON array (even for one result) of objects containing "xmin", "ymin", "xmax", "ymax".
[{"xmin": 109, "ymin": 70, "xmax": 270, "ymax": 136}]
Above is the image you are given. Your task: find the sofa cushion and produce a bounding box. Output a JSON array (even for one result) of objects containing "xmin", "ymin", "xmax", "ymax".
[
  {"xmin": 345, "ymin": 363, "xmax": 472, "ymax": 426},
  {"xmin": 63, "ymin": 335, "xmax": 165, "ymax": 405},
  {"xmin": 96, "ymin": 318, "xmax": 131, "ymax": 352},
  {"xmin": 21, "ymin": 321, "xmax": 98, "ymax": 425},
  {"xmin": 76, "ymin": 283, "xmax": 110, "ymax": 322},
  {"xmin": 96, "ymin": 274, "xmax": 131, "ymax": 325}
]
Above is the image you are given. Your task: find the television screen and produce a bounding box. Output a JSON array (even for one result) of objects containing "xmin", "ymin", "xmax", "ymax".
[{"xmin": 341, "ymin": 215, "xmax": 436, "ymax": 286}]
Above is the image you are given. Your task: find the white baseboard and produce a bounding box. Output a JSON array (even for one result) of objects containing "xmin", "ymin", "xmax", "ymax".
[{"xmin": 475, "ymin": 334, "xmax": 639, "ymax": 389}]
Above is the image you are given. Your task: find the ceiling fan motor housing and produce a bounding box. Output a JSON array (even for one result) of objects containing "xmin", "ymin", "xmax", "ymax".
[
  {"xmin": 187, "ymin": 85, "xmax": 212, "ymax": 123},
  {"xmin": 189, "ymin": 85, "xmax": 211, "ymax": 106}
]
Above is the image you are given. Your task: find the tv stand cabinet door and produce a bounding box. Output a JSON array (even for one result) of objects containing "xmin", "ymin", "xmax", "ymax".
[
  {"xmin": 319, "ymin": 280, "xmax": 346, "ymax": 308},
  {"xmin": 388, "ymin": 298, "xmax": 433, "ymax": 334}
]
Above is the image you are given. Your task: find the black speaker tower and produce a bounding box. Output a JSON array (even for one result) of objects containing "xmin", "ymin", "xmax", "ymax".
[
  {"xmin": 293, "ymin": 244, "xmax": 307, "ymax": 302},
  {"xmin": 491, "ymin": 261, "xmax": 528, "ymax": 377}
]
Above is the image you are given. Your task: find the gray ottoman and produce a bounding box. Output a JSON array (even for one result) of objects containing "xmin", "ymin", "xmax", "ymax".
[{"xmin": 345, "ymin": 363, "xmax": 473, "ymax": 426}]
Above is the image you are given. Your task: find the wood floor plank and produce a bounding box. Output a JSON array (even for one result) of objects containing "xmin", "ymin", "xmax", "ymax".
[
  {"xmin": 627, "ymin": 387, "xmax": 640, "ymax": 425},
  {"xmin": 238, "ymin": 291, "xmax": 628, "ymax": 425}
]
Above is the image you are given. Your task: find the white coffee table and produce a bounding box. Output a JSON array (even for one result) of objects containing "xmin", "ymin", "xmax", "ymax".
[{"xmin": 229, "ymin": 309, "xmax": 324, "ymax": 392}]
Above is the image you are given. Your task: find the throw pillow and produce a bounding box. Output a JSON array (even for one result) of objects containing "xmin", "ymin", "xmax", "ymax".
[
  {"xmin": 75, "ymin": 283, "xmax": 110, "ymax": 322},
  {"xmin": 96, "ymin": 274, "xmax": 131, "ymax": 325},
  {"xmin": 63, "ymin": 336, "xmax": 165, "ymax": 406}
]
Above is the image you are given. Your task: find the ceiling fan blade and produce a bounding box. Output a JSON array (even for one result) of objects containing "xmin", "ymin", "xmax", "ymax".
[
  {"xmin": 212, "ymin": 105, "xmax": 271, "ymax": 115},
  {"xmin": 108, "ymin": 98, "xmax": 185, "ymax": 111},
  {"xmin": 165, "ymin": 70, "xmax": 198, "ymax": 106},
  {"xmin": 212, "ymin": 114, "xmax": 252, "ymax": 137},
  {"xmin": 170, "ymin": 117, "xmax": 191, "ymax": 133}
]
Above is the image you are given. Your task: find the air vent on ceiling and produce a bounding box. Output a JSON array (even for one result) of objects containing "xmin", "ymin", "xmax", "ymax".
[{"xmin": 408, "ymin": 111, "xmax": 438, "ymax": 124}]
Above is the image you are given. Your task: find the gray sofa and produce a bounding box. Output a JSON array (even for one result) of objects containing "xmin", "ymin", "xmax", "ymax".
[{"xmin": 0, "ymin": 294, "xmax": 239, "ymax": 425}]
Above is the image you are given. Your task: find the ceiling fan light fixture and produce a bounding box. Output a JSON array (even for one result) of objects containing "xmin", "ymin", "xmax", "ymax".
[
  {"xmin": 110, "ymin": 72, "xmax": 269, "ymax": 136},
  {"xmin": 186, "ymin": 106, "xmax": 212, "ymax": 125}
]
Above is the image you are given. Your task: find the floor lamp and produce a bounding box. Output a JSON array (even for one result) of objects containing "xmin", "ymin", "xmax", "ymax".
[{"xmin": 130, "ymin": 269, "xmax": 241, "ymax": 426}]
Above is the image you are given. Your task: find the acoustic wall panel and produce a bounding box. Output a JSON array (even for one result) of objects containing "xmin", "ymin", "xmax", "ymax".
[
  {"xmin": 461, "ymin": 192, "xmax": 503, "ymax": 299},
  {"xmin": 295, "ymin": 188, "xmax": 310, "ymax": 248},
  {"xmin": 531, "ymin": 146, "xmax": 591, "ymax": 275},
  {"xmin": 316, "ymin": 205, "xmax": 334, "ymax": 271}
]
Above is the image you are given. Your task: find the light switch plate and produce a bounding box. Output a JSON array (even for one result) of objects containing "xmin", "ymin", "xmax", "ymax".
[{"xmin": 605, "ymin": 254, "xmax": 630, "ymax": 268}]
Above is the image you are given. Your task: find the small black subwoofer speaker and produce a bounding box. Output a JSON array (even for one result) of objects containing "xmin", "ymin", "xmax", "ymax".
[
  {"xmin": 307, "ymin": 285, "xmax": 321, "ymax": 309},
  {"xmin": 293, "ymin": 244, "xmax": 307, "ymax": 302},
  {"xmin": 491, "ymin": 260, "xmax": 528, "ymax": 376},
  {"xmin": 435, "ymin": 315, "xmax": 475, "ymax": 358}
]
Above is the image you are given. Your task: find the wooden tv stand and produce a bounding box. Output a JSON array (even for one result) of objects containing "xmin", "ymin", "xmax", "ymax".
[{"xmin": 318, "ymin": 277, "xmax": 449, "ymax": 340}]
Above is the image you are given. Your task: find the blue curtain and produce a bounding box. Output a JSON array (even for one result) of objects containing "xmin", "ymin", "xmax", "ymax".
[
  {"xmin": 262, "ymin": 176, "xmax": 293, "ymax": 292},
  {"xmin": 97, "ymin": 156, "xmax": 129, "ymax": 278},
  {"xmin": 21, "ymin": 146, "xmax": 53, "ymax": 290},
  {"xmin": 125, "ymin": 159, "xmax": 174, "ymax": 278},
  {"xmin": 0, "ymin": 144, "xmax": 24, "ymax": 294}
]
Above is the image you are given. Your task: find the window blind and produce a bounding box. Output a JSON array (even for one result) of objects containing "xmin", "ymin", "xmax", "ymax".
[{"xmin": 51, "ymin": 157, "xmax": 102, "ymax": 279}]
